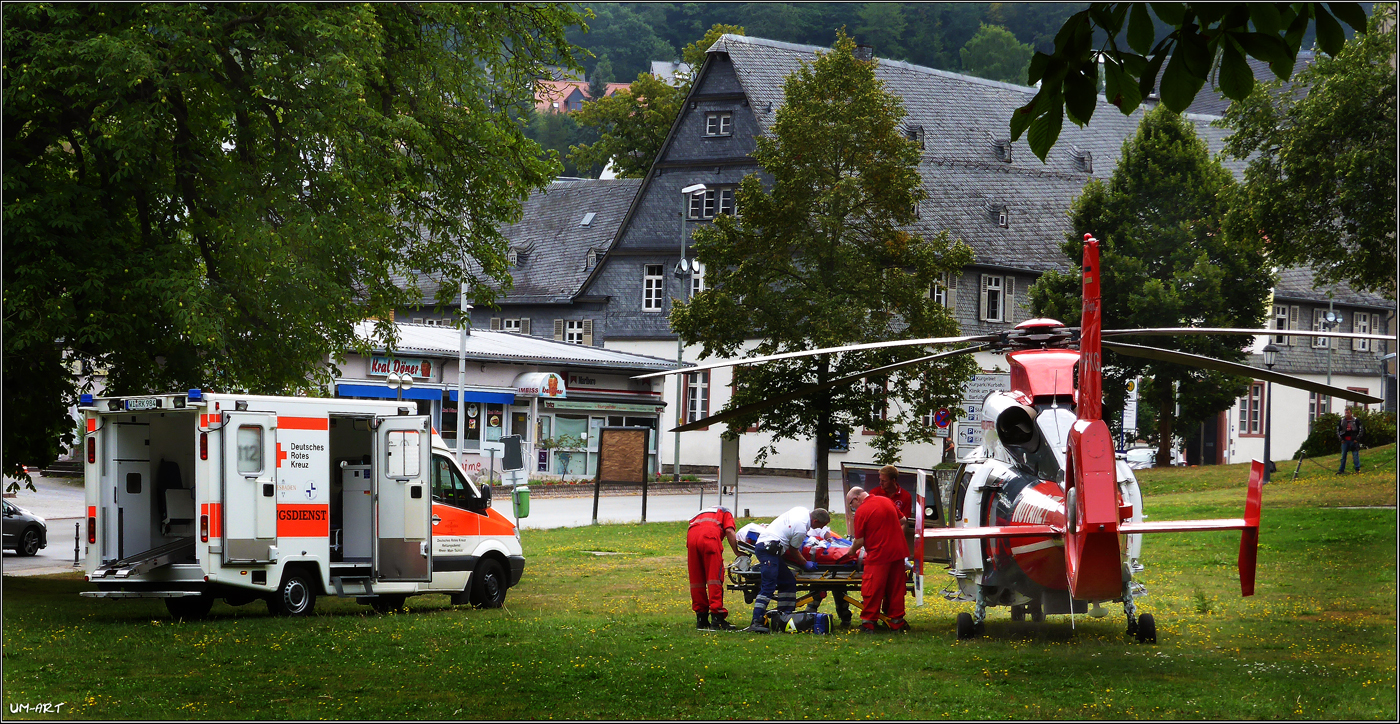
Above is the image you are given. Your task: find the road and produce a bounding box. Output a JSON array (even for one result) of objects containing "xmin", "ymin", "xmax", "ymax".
[
  {"xmin": 3, "ymin": 474, "xmax": 87, "ymax": 577},
  {"xmin": 1, "ymin": 473, "xmax": 844, "ymax": 576}
]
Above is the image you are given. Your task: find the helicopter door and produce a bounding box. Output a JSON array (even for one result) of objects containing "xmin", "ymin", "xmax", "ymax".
[
  {"xmin": 918, "ymin": 470, "xmax": 952, "ymax": 566},
  {"xmin": 374, "ymin": 415, "xmax": 432, "ymax": 582}
]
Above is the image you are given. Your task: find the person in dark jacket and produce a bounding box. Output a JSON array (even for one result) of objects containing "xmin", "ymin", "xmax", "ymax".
[{"xmin": 1336, "ymin": 407, "xmax": 1364, "ymax": 473}]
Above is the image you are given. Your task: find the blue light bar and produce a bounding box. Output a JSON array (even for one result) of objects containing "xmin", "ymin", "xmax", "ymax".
[
  {"xmin": 189, "ymin": 389, "xmax": 203, "ymax": 402},
  {"xmin": 80, "ymin": 394, "xmax": 94, "ymax": 406}
]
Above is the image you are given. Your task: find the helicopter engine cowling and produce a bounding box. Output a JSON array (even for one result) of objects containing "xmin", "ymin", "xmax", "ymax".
[{"xmin": 982, "ymin": 391, "xmax": 1043, "ymax": 453}]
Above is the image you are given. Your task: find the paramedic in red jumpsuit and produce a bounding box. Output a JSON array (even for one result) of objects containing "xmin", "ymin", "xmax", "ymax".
[
  {"xmin": 687, "ymin": 506, "xmax": 742, "ymax": 630},
  {"xmin": 847, "ymin": 486, "xmax": 910, "ymax": 633},
  {"xmin": 868, "ymin": 464, "xmax": 913, "ymax": 520}
]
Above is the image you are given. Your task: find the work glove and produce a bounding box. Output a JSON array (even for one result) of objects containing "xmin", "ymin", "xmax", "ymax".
[{"xmin": 803, "ymin": 561, "xmax": 818, "ymax": 572}]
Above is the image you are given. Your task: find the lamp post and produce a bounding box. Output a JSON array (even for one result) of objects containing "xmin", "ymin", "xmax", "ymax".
[
  {"xmin": 1322, "ymin": 305, "xmax": 1339, "ymax": 414},
  {"xmin": 1262, "ymin": 343, "xmax": 1279, "ymax": 483},
  {"xmin": 675, "ymin": 183, "xmax": 707, "ymax": 484}
]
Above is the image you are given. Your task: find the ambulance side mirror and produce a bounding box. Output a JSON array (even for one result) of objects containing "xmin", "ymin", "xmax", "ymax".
[{"xmin": 479, "ymin": 484, "xmax": 492, "ymax": 508}]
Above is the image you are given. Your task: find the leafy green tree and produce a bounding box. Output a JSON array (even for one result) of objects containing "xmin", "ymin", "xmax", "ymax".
[
  {"xmin": 1219, "ymin": 7, "xmax": 1396, "ymax": 300},
  {"xmin": 1027, "ymin": 107, "xmax": 1273, "ymax": 466},
  {"xmin": 959, "ymin": 23, "xmax": 1036, "ymax": 84},
  {"xmin": 587, "ymin": 54, "xmax": 616, "ymax": 102},
  {"xmin": 568, "ymin": 24, "xmax": 744, "ymax": 178},
  {"xmin": 523, "ymin": 108, "xmax": 601, "ymax": 178},
  {"xmin": 855, "ymin": 3, "xmax": 910, "ymax": 60},
  {"xmin": 566, "ymin": 3, "xmax": 674, "ymax": 80},
  {"xmin": 2, "ymin": 3, "xmax": 584, "ymax": 487},
  {"xmin": 1015, "ymin": 2, "xmax": 1370, "ymax": 160},
  {"xmin": 671, "ymin": 32, "xmax": 976, "ymax": 510}
]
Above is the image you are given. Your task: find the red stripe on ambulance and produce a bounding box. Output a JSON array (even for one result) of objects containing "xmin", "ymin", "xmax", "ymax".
[
  {"xmin": 276, "ymin": 504, "xmax": 330, "ymax": 537},
  {"xmin": 278, "ymin": 416, "xmax": 329, "ymax": 430}
]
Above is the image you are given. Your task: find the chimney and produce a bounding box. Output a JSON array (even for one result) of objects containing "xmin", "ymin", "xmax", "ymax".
[{"xmin": 854, "ymin": 44, "xmax": 874, "ymax": 62}]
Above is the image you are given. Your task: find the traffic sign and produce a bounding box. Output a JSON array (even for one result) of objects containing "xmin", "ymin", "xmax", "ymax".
[{"xmin": 933, "ymin": 408, "xmax": 951, "ymax": 428}]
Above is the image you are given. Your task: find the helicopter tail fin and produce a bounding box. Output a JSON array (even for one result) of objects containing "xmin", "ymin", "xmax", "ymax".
[
  {"xmin": 1118, "ymin": 459, "xmax": 1267, "ymax": 596},
  {"xmin": 1237, "ymin": 459, "xmax": 1265, "ymax": 597}
]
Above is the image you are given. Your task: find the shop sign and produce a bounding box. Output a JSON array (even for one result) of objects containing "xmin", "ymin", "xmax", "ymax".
[
  {"xmin": 545, "ymin": 400, "xmax": 663, "ymax": 414},
  {"xmin": 369, "ymin": 356, "xmax": 433, "ymax": 379},
  {"xmin": 513, "ymin": 372, "xmax": 567, "ymax": 398}
]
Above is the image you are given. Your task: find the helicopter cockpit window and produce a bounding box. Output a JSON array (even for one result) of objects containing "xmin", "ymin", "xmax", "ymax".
[{"xmin": 1035, "ymin": 406, "xmax": 1077, "ymax": 470}]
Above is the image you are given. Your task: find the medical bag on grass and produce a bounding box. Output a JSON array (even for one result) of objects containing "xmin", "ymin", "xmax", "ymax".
[{"xmin": 764, "ymin": 611, "xmax": 833, "ymax": 634}]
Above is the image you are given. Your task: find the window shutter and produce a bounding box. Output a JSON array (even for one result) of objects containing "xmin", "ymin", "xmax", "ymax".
[
  {"xmin": 490, "ymin": 317, "xmax": 501, "ymax": 331},
  {"xmin": 1352, "ymin": 313, "xmax": 1363, "ymax": 351},
  {"xmin": 582, "ymin": 319, "xmax": 593, "ymax": 346},
  {"xmin": 1288, "ymin": 305, "xmax": 1299, "ymax": 346},
  {"xmin": 979, "ymin": 275, "xmax": 991, "ymax": 321},
  {"xmin": 520, "ymin": 318, "xmax": 531, "ymax": 336},
  {"xmin": 1312, "ymin": 309, "xmax": 1326, "ymax": 348},
  {"xmin": 1373, "ymin": 314, "xmax": 1382, "ymax": 350},
  {"xmin": 947, "ymin": 272, "xmax": 958, "ymax": 310},
  {"xmin": 553, "ymin": 319, "xmax": 564, "ymax": 341},
  {"xmin": 1004, "ymin": 276, "xmax": 1016, "ymax": 323}
]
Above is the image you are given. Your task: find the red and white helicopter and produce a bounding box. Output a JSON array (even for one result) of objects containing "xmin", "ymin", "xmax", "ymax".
[{"xmin": 638, "ymin": 235, "xmax": 1389, "ymax": 641}]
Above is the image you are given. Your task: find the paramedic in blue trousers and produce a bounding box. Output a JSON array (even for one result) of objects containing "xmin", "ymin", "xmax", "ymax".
[
  {"xmin": 687, "ymin": 506, "xmax": 743, "ymax": 631},
  {"xmin": 803, "ymin": 523, "xmax": 853, "ymax": 627},
  {"xmin": 745, "ymin": 506, "xmax": 830, "ymax": 633}
]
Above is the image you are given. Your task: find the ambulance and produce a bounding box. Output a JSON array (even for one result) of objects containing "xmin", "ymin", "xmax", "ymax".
[{"xmin": 77, "ymin": 390, "xmax": 524, "ymax": 619}]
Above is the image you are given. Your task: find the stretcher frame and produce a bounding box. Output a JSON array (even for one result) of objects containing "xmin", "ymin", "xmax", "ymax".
[{"xmin": 725, "ymin": 540, "xmax": 914, "ymax": 627}]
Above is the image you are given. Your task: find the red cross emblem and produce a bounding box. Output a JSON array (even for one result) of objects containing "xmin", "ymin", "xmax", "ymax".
[{"xmin": 277, "ymin": 443, "xmax": 288, "ymax": 468}]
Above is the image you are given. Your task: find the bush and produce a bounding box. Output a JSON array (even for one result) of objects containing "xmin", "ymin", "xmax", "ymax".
[{"xmin": 1295, "ymin": 408, "xmax": 1397, "ymax": 458}]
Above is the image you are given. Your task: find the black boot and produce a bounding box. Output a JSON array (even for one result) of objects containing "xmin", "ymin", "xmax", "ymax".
[
  {"xmin": 696, "ymin": 611, "xmax": 710, "ymax": 630},
  {"xmin": 710, "ymin": 612, "xmax": 738, "ymax": 631}
]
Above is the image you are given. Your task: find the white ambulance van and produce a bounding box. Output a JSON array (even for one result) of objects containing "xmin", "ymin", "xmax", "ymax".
[{"xmin": 77, "ymin": 390, "xmax": 524, "ymax": 619}]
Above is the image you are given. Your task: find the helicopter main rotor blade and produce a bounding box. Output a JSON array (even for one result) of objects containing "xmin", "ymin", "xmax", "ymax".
[
  {"xmin": 669, "ymin": 344, "xmax": 989, "ymax": 433},
  {"xmin": 1103, "ymin": 327, "xmax": 1396, "ymax": 342},
  {"xmin": 631, "ymin": 334, "xmax": 993, "ymax": 381},
  {"xmin": 1103, "ymin": 341, "xmax": 1385, "ymax": 404}
]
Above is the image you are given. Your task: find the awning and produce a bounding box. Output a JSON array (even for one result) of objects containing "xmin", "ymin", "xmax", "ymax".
[
  {"xmin": 446, "ymin": 390, "xmax": 517, "ymax": 404},
  {"xmin": 337, "ymin": 384, "xmax": 442, "ymax": 401}
]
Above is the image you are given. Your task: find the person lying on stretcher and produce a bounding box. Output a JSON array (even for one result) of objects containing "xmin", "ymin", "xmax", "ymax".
[{"xmin": 737, "ymin": 522, "xmax": 864, "ymax": 567}]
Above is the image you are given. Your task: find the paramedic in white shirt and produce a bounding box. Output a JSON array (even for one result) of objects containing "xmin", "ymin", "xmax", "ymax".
[{"xmin": 744, "ymin": 506, "xmax": 830, "ymax": 633}]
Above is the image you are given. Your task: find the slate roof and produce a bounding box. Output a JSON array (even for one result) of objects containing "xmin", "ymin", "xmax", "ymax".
[
  {"xmin": 1178, "ymin": 53, "xmax": 1316, "ymax": 116},
  {"xmin": 707, "ymin": 35, "xmax": 1247, "ymax": 272},
  {"xmin": 1275, "ymin": 266, "xmax": 1396, "ymax": 309},
  {"xmin": 354, "ymin": 321, "xmax": 679, "ymax": 371},
  {"xmin": 401, "ymin": 178, "xmax": 642, "ymax": 305}
]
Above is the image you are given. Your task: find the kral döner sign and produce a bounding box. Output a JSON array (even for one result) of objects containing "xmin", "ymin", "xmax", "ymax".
[{"xmin": 369, "ymin": 356, "xmax": 432, "ymax": 379}]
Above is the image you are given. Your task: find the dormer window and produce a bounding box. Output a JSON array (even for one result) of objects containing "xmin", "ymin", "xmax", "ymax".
[
  {"xmin": 905, "ymin": 124, "xmax": 925, "ymax": 150},
  {"xmin": 997, "ymin": 207, "xmax": 1009, "ymax": 228},
  {"xmin": 989, "ymin": 134, "xmax": 1012, "ymax": 163},
  {"xmin": 586, "ymin": 249, "xmax": 598, "ymax": 269},
  {"xmin": 1070, "ymin": 146, "xmax": 1093, "ymax": 173},
  {"xmin": 507, "ymin": 249, "xmax": 519, "ymax": 266},
  {"xmin": 705, "ymin": 112, "xmax": 732, "ymax": 137}
]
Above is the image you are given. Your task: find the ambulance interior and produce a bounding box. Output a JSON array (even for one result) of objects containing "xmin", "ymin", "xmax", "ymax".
[
  {"xmin": 328, "ymin": 416, "xmax": 375, "ymax": 563},
  {"xmin": 104, "ymin": 410, "xmax": 201, "ymax": 562}
]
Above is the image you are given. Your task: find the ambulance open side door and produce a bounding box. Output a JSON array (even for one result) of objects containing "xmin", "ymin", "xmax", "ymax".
[
  {"xmin": 223, "ymin": 411, "xmax": 278, "ymax": 563},
  {"xmin": 374, "ymin": 415, "xmax": 432, "ymax": 582}
]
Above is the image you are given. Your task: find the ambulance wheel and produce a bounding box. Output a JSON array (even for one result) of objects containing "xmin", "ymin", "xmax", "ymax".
[
  {"xmin": 1010, "ymin": 604, "xmax": 1026, "ymax": 622},
  {"xmin": 371, "ymin": 595, "xmax": 406, "ymax": 614},
  {"xmin": 1030, "ymin": 598, "xmax": 1045, "ymax": 622},
  {"xmin": 165, "ymin": 594, "xmax": 214, "ymax": 621},
  {"xmin": 470, "ymin": 558, "xmax": 507, "ymax": 609},
  {"xmin": 268, "ymin": 568, "xmax": 317, "ymax": 617},
  {"xmin": 956, "ymin": 612, "xmax": 975, "ymax": 639},
  {"xmin": 1135, "ymin": 613, "xmax": 1156, "ymax": 644}
]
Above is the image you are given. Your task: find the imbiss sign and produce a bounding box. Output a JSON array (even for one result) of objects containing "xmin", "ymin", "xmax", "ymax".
[{"xmin": 369, "ymin": 356, "xmax": 433, "ymax": 379}]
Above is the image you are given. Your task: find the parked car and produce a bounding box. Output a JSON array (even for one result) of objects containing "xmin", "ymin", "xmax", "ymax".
[
  {"xmin": 3, "ymin": 498, "xmax": 47, "ymax": 556},
  {"xmin": 1123, "ymin": 446, "xmax": 1185, "ymax": 470}
]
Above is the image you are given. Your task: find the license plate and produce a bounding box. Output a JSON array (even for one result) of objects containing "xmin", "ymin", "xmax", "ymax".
[{"xmin": 125, "ymin": 398, "xmax": 159, "ymax": 411}]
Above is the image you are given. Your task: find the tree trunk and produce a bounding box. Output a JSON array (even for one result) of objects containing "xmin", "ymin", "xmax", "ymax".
[{"xmin": 1156, "ymin": 386, "xmax": 1175, "ymax": 467}]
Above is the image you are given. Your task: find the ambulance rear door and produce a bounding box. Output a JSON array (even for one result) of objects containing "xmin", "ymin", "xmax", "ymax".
[
  {"xmin": 222, "ymin": 411, "xmax": 278, "ymax": 563},
  {"xmin": 374, "ymin": 415, "xmax": 432, "ymax": 582}
]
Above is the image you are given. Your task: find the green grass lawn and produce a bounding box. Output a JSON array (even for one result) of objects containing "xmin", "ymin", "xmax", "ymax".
[{"xmin": 3, "ymin": 446, "xmax": 1395, "ymax": 720}]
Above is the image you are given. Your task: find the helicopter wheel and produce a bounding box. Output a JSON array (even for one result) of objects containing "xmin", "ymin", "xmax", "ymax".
[
  {"xmin": 1126, "ymin": 615, "xmax": 1138, "ymax": 636},
  {"xmin": 1135, "ymin": 613, "xmax": 1156, "ymax": 644},
  {"xmin": 1010, "ymin": 604, "xmax": 1026, "ymax": 622},
  {"xmin": 956, "ymin": 612, "xmax": 976, "ymax": 640}
]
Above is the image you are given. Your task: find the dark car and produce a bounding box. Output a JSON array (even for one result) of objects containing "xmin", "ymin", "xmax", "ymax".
[{"xmin": 3, "ymin": 498, "xmax": 47, "ymax": 556}]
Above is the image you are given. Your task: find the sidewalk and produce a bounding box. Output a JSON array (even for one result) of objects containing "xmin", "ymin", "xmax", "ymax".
[{"xmin": 3, "ymin": 473, "xmax": 86, "ymax": 577}]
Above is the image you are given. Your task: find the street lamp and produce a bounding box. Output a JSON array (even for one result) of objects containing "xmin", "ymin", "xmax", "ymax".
[
  {"xmin": 1261, "ymin": 343, "xmax": 1279, "ymax": 483},
  {"xmin": 1322, "ymin": 306, "xmax": 1340, "ymax": 414},
  {"xmin": 674, "ymin": 183, "xmax": 707, "ymax": 485}
]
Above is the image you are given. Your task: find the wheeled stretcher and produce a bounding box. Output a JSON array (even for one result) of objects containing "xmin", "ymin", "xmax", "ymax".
[{"xmin": 726, "ymin": 534, "xmax": 914, "ymax": 626}]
